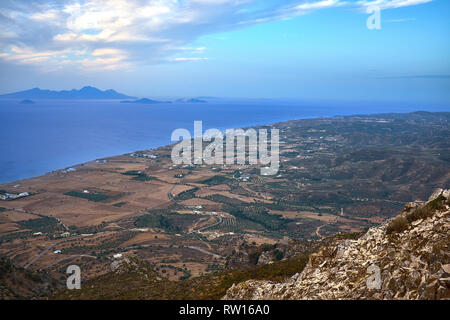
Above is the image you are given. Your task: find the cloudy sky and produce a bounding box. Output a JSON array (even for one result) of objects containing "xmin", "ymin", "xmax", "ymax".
[{"xmin": 0, "ymin": 0, "xmax": 449, "ymax": 102}]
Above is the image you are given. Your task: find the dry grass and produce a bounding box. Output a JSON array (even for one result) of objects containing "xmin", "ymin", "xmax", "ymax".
[
  {"xmin": 387, "ymin": 195, "xmax": 446, "ymax": 235},
  {"xmin": 386, "ymin": 215, "xmax": 409, "ymax": 234}
]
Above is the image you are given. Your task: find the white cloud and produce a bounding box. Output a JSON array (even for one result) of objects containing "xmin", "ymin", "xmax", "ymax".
[
  {"xmin": 295, "ymin": 0, "xmax": 342, "ymax": 11},
  {"xmin": 0, "ymin": 0, "xmax": 433, "ymax": 71},
  {"xmin": 356, "ymin": 0, "xmax": 432, "ymax": 10},
  {"xmin": 91, "ymin": 48, "xmax": 125, "ymax": 57},
  {"xmin": 385, "ymin": 17, "xmax": 416, "ymax": 22},
  {"xmin": 171, "ymin": 57, "xmax": 209, "ymax": 61}
]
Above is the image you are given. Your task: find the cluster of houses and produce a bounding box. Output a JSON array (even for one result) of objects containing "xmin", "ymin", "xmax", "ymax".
[
  {"xmin": 185, "ymin": 206, "xmax": 221, "ymax": 217},
  {"xmin": 0, "ymin": 191, "xmax": 29, "ymax": 201},
  {"xmin": 235, "ymin": 172, "xmax": 251, "ymax": 182},
  {"xmin": 130, "ymin": 152, "xmax": 158, "ymax": 159},
  {"xmin": 204, "ymin": 231, "xmax": 235, "ymax": 240},
  {"xmin": 33, "ymin": 230, "xmax": 71, "ymax": 238},
  {"xmin": 192, "ymin": 210, "xmax": 218, "ymax": 216},
  {"xmin": 187, "ymin": 205, "xmax": 204, "ymax": 210}
]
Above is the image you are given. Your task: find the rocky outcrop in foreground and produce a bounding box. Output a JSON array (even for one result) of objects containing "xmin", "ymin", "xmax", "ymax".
[{"xmin": 224, "ymin": 189, "xmax": 450, "ymax": 300}]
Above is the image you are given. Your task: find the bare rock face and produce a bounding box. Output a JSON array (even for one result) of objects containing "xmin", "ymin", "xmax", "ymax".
[
  {"xmin": 428, "ymin": 188, "xmax": 444, "ymax": 202},
  {"xmin": 110, "ymin": 257, "xmax": 143, "ymax": 275},
  {"xmin": 110, "ymin": 258, "xmax": 131, "ymax": 273},
  {"xmin": 224, "ymin": 189, "xmax": 450, "ymax": 300},
  {"xmin": 226, "ymin": 238, "xmax": 314, "ymax": 269},
  {"xmin": 257, "ymin": 251, "xmax": 274, "ymax": 265},
  {"xmin": 109, "ymin": 256, "xmax": 161, "ymax": 282}
]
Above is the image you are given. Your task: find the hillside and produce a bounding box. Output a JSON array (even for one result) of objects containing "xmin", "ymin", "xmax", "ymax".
[
  {"xmin": 52, "ymin": 235, "xmax": 320, "ymax": 299},
  {"xmin": 0, "ymin": 256, "xmax": 58, "ymax": 299},
  {"xmin": 53, "ymin": 189, "xmax": 449, "ymax": 300},
  {"xmin": 224, "ymin": 189, "xmax": 450, "ymax": 300},
  {"xmin": 0, "ymin": 112, "xmax": 448, "ymax": 299}
]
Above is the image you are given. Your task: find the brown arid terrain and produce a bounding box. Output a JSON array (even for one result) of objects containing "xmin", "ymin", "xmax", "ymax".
[
  {"xmin": 51, "ymin": 188, "xmax": 449, "ymax": 300},
  {"xmin": 0, "ymin": 111, "xmax": 449, "ymax": 299},
  {"xmin": 224, "ymin": 189, "xmax": 450, "ymax": 300}
]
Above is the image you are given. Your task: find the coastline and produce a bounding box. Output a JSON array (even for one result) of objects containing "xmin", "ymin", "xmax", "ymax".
[
  {"xmin": 0, "ymin": 112, "xmax": 316, "ymax": 185},
  {"xmin": 0, "ymin": 109, "xmax": 447, "ymax": 186},
  {"xmin": 0, "ymin": 111, "xmax": 373, "ymax": 186},
  {"xmin": 0, "ymin": 110, "xmax": 447, "ymax": 276}
]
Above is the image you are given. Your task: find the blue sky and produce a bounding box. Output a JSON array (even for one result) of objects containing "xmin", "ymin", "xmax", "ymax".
[{"xmin": 0, "ymin": 0, "xmax": 449, "ymax": 103}]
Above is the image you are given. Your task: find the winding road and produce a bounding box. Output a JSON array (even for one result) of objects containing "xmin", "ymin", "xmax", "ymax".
[
  {"xmin": 24, "ymin": 241, "xmax": 64, "ymax": 269},
  {"xmin": 167, "ymin": 173, "xmax": 224, "ymax": 234},
  {"xmin": 44, "ymin": 254, "xmax": 97, "ymax": 269}
]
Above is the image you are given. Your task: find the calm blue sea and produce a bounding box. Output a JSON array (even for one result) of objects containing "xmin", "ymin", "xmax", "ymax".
[{"xmin": 0, "ymin": 98, "xmax": 448, "ymax": 183}]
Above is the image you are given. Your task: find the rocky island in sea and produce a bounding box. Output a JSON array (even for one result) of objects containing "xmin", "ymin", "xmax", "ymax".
[
  {"xmin": 19, "ymin": 99, "xmax": 35, "ymax": 104},
  {"xmin": 120, "ymin": 98, "xmax": 171, "ymax": 104}
]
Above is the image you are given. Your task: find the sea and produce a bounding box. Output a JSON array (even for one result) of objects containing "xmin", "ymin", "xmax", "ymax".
[{"xmin": 0, "ymin": 98, "xmax": 448, "ymax": 183}]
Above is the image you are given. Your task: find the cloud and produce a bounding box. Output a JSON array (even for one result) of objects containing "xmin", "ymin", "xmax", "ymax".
[
  {"xmin": 171, "ymin": 57, "xmax": 209, "ymax": 62},
  {"xmin": 379, "ymin": 74, "xmax": 450, "ymax": 79},
  {"xmin": 294, "ymin": 0, "xmax": 342, "ymax": 11},
  {"xmin": 385, "ymin": 17, "xmax": 416, "ymax": 22},
  {"xmin": 356, "ymin": 0, "xmax": 432, "ymax": 10},
  {"xmin": 0, "ymin": 0, "xmax": 434, "ymax": 72}
]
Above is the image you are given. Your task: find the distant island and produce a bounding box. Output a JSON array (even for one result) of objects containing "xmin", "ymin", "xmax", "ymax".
[
  {"xmin": 120, "ymin": 98, "xmax": 171, "ymax": 104},
  {"xmin": 0, "ymin": 86, "xmax": 213, "ymax": 104},
  {"xmin": 121, "ymin": 98, "xmax": 207, "ymax": 104},
  {"xmin": 0, "ymin": 86, "xmax": 136, "ymax": 100},
  {"xmin": 19, "ymin": 99, "xmax": 35, "ymax": 104},
  {"xmin": 176, "ymin": 98, "xmax": 207, "ymax": 103}
]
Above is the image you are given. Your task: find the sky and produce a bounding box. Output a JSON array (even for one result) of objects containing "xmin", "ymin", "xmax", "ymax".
[{"xmin": 0, "ymin": 0, "xmax": 449, "ymax": 103}]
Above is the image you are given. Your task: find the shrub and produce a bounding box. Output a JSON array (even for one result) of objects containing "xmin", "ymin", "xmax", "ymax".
[
  {"xmin": 121, "ymin": 170, "xmax": 155, "ymax": 181},
  {"xmin": 273, "ymin": 249, "xmax": 284, "ymax": 261},
  {"xmin": 64, "ymin": 191, "xmax": 110, "ymax": 202},
  {"xmin": 261, "ymin": 244, "xmax": 274, "ymax": 252},
  {"xmin": 17, "ymin": 216, "xmax": 61, "ymax": 233},
  {"xmin": 174, "ymin": 187, "xmax": 199, "ymax": 200},
  {"xmin": 387, "ymin": 195, "xmax": 446, "ymax": 235},
  {"xmin": 248, "ymin": 251, "xmax": 261, "ymax": 265},
  {"xmin": 121, "ymin": 170, "xmax": 142, "ymax": 176},
  {"xmin": 113, "ymin": 202, "xmax": 127, "ymax": 207},
  {"xmin": 131, "ymin": 173, "xmax": 155, "ymax": 182},
  {"xmin": 198, "ymin": 175, "xmax": 230, "ymax": 186},
  {"xmin": 406, "ymin": 195, "xmax": 445, "ymax": 223},
  {"xmin": 386, "ymin": 215, "xmax": 408, "ymax": 234}
]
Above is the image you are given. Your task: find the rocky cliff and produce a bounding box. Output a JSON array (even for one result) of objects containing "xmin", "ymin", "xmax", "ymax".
[{"xmin": 224, "ymin": 189, "xmax": 450, "ymax": 300}]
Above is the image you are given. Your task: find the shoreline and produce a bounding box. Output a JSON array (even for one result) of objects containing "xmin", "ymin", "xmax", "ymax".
[
  {"xmin": 0, "ymin": 114, "xmax": 313, "ymax": 186},
  {"xmin": 0, "ymin": 109, "xmax": 443, "ymax": 187},
  {"xmin": 0, "ymin": 110, "xmax": 447, "ymax": 275}
]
